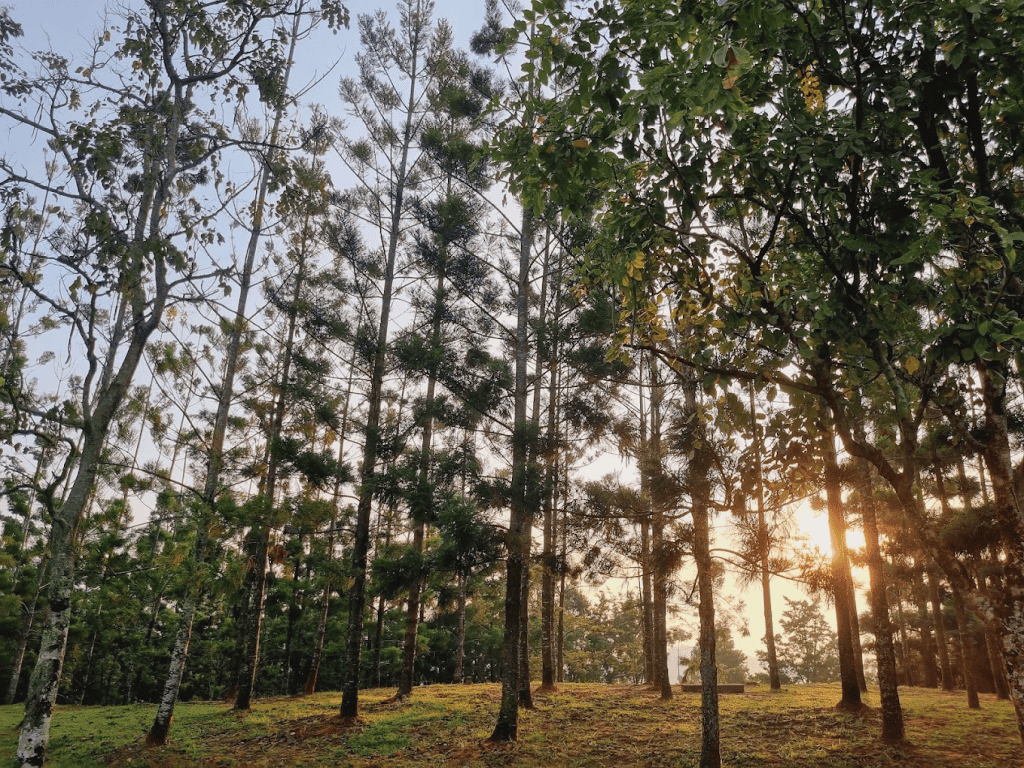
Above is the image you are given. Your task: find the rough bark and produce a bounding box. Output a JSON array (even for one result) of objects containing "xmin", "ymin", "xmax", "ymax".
[
  {"xmin": 556, "ymin": 500, "xmax": 567, "ymax": 685},
  {"xmin": 488, "ymin": 208, "xmax": 534, "ymax": 742},
  {"xmin": 979, "ymin": 573, "xmax": 1011, "ymax": 699},
  {"xmin": 959, "ymin": 460, "xmax": 1011, "ymax": 701},
  {"xmin": 911, "ymin": 565, "xmax": 939, "ymax": 689},
  {"xmin": 845, "ymin": 578, "xmax": 867, "ymax": 692},
  {"xmin": 852, "ymin": 417, "xmax": 903, "ymax": 740},
  {"xmin": 933, "ymin": 460, "xmax": 981, "ymax": 708},
  {"xmin": 518, "ymin": 560, "xmax": 534, "ymax": 708},
  {"xmin": 683, "ymin": 374, "xmax": 718, "ymax": 768},
  {"xmin": 539, "ymin": 264, "xmax": 562, "ymax": 692},
  {"xmin": 454, "ymin": 571, "xmax": 467, "ymax": 684},
  {"xmin": 951, "ymin": 586, "xmax": 981, "ymax": 708},
  {"xmin": 927, "ymin": 570, "xmax": 954, "ymax": 691},
  {"xmin": 822, "ymin": 432, "xmax": 863, "ymax": 711},
  {"xmin": 640, "ymin": 516, "xmax": 656, "ymax": 686},
  {"xmin": 645, "ymin": 357, "xmax": 671, "ymax": 700}
]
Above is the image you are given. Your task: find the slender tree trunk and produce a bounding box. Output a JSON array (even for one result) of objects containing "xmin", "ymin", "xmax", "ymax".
[
  {"xmin": 847, "ymin": 580, "xmax": 868, "ymax": 692},
  {"xmin": 236, "ymin": 204, "xmax": 314, "ymax": 711},
  {"xmin": 454, "ymin": 571, "xmax": 468, "ymax": 684},
  {"xmin": 394, "ymin": 268, "xmax": 444, "ymax": 702},
  {"xmin": 373, "ymin": 595, "xmax": 387, "ymax": 688},
  {"xmin": 283, "ymin": 546, "xmax": 306, "ymax": 695},
  {"xmin": 822, "ymin": 430, "xmax": 863, "ymax": 711},
  {"xmin": 852, "ymin": 416, "xmax": 903, "ymax": 740},
  {"xmin": 750, "ymin": 384, "xmax": 780, "ymax": 691},
  {"xmin": 557, "ymin": 499, "xmax": 566, "ymax": 685},
  {"xmin": 958, "ymin": 458, "xmax": 1011, "ymax": 701},
  {"xmin": 979, "ymin": 573, "xmax": 1011, "ymax": 700},
  {"xmin": 645, "ymin": 356, "xmax": 671, "ymax": 699},
  {"xmin": 539, "ymin": 261, "xmax": 562, "ymax": 692},
  {"xmin": 489, "ymin": 206, "xmax": 534, "ymax": 741},
  {"xmin": 4, "ymin": 558, "xmax": 46, "ymax": 706},
  {"xmin": 975, "ymin": 363, "xmax": 1024, "ymax": 741},
  {"xmin": 933, "ymin": 460, "xmax": 980, "ymax": 708},
  {"xmin": 518, "ymin": 560, "xmax": 534, "ymax": 708},
  {"xmin": 147, "ymin": 8, "xmax": 305, "ymax": 738},
  {"xmin": 891, "ymin": 580, "xmax": 911, "ymax": 685},
  {"xmin": 640, "ymin": 517, "xmax": 655, "ymax": 686},
  {"xmin": 305, "ymin": 360, "xmax": 356, "ymax": 695},
  {"xmin": 539, "ymin": 451, "xmax": 558, "ymax": 691},
  {"xmin": 911, "ymin": 565, "xmax": 939, "ymax": 689},
  {"xmin": 682, "ymin": 373, "xmax": 718, "ymax": 767},
  {"xmin": 340, "ymin": 29, "xmax": 421, "ymax": 719},
  {"xmin": 928, "ymin": 570, "xmax": 955, "ymax": 691},
  {"xmin": 951, "ymin": 586, "xmax": 981, "ymax": 708}
]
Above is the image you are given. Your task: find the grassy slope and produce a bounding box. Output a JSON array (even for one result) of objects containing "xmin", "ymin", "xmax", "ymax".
[{"xmin": 2, "ymin": 683, "xmax": 1021, "ymax": 767}]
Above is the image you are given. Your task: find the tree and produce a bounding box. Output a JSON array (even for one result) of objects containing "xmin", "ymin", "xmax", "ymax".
[
  {"xmin": 333, "ymin": 0, "xmax": 448, "ymax": 719},
  {"xmin": 0, "ymin": 1, "xmax": 347, "ymax": 762},
  {"xmin": 147, "ymin": 4, "xmax": 346, "ymax": 741},
  {"xmin": 680, "ymin": 624, "xmax": 749, "ymax": 685},
  {"xmin": 771, "ymin": 597, "xmax": 840, "ymax": 685},
  {"xmin": 492, "ymin": 0, "xmax": 1024, "ymax": 743}
]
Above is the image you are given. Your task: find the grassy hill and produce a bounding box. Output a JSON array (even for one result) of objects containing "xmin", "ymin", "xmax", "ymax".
[{"xmin": 2, "ymin": 683, "xmax": 1020, "ymax": 767}]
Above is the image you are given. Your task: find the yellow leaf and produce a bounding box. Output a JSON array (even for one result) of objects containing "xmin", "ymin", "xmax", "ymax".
[
  {"xmin": 905, "ymin": 355, "xmax": 921, "ymax": 375},
  {"xmin": 572, "ymin": 138, "xmax": 591, "ymax": 149}
]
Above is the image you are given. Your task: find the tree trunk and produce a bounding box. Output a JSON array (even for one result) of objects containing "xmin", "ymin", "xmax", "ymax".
[
  {"xmin": 4, "ymin": 558, "xmax": 46, "ymax": 706},
  {"xmin": 822, "ymin": 431, "xmax": 863, "ymax": 711},
  {"xmin": 750, "ymin": 384, "xmax": 780, "ymax": 691},
  {"xmin": 147, "ymin": 3, "xmax": 308, "ymax": 737},
  {"xmin": 340, "ymin": 2, "xmax": 428, "ymax": 716},
  {"xmin": 557, "ymin": 502, "xmax": 567, "ymax": 685},
  {"xmin": 951, "ymin": 585, "xmax": 981, "ymax": 708},
  {"xmin": 454, "ymin": 571, "xmax": 468, "ymax": 684},
  {"xmin": 847, "ymin": 579, "xmax": 868, "ymax": 692},
  {"xmin": 395, "ymin": 266, "xmax": 444, "ymax": 701},
  {"xmin": 927, "ymin": 570, "xmax": 954, "ymax": 691},
  {"xmin": 979, "ymin": 573, "xmax": 1011, "ymax": 700},
  {"xmin": 683, "ymin": 373, "xmax": 718, "ymax": 768},
  {"xmin": 488, "ymin": 208, "xmax": 534, "ymax": 742},
  {"xmin": 19, "ymin": 314, "xmax": 165, "ymax": 766},
  {"xmin": 640, "ymin": 515, "xmax": 655, "ymax": 685},
  {"xmin": 305, "ymin": 360, "xmax": 357, "ymax": 695},
  {"xmin": 539, "ymin": 277, "xmax": 561, "ymax": 692},
  {"xmin": 236, "ymin": 205, "xmax": 313, "ymax": 710},
  {"xmin": 852, "ymin": 416, "xmax": 903, "ymax": 740},
  {"xmin": 646, "ymin": 356, "xmax": 671, "ymax": 700},
  {"xmin": 518, "ymin": 560, "xmax": 534, "ymax": 708},
  {"xmin": 933, "ymin": 460, "xmax": 981, "ymax": 708},
  {"xmin": 911, "ymin": 564, "xmax": 939, "ymax": 689}
]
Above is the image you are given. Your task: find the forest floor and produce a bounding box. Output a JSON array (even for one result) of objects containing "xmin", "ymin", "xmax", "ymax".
[{"xmin": 1, "ymin": 682, "xmax": 1020, "ymax": 767}]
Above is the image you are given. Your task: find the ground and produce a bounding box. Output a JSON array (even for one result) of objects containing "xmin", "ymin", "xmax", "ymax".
[{"xmin": 1, "ymin": 683, "xmax": 1020, "ymax": 767}]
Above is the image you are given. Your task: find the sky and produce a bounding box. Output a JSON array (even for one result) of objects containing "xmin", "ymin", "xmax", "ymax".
[{"xmin": 5, "ymin": 0, "xmax": 865, "ymax": 681}]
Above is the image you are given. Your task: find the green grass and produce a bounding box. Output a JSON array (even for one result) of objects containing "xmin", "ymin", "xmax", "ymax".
[{"xmin": 2, "ymin": 684, "xmax": 1021, "ymax": 767}]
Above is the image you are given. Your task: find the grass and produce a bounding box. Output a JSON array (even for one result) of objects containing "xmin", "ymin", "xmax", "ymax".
[{"xmin": 1, "ymin": 683, "xmax": 1020, "ymax": 767}]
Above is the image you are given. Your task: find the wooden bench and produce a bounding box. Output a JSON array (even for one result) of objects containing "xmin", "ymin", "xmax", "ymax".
[{"xmin": 679, "ymin": 683, "xmax": 746, "ymax": 694}]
